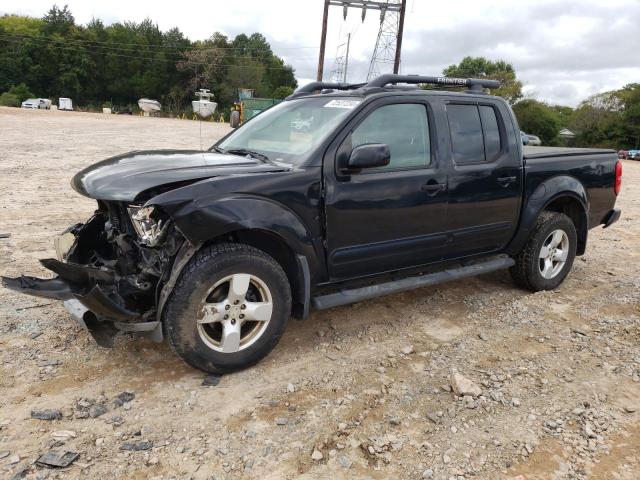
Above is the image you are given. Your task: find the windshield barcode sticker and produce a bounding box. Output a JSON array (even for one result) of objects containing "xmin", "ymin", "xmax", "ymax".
[{"xmin": 324, "ymin": 99, "xmax": 360, "ymax": 109}]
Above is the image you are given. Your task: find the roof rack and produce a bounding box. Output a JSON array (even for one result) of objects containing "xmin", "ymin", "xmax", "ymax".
[
  {"xmin": 365, "ymin": 74, "xmax": 501, "ymax": 93},
  {"xmin": 286, "ymin": 75, "xmax": 501, "ymax": 101},
  {"xmin": 287, "ymin": 82, "xmax": 366, "ymax": 99}
]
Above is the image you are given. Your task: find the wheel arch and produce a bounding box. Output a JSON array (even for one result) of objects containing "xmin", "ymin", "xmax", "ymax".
[
  {"xmin": 222, "ymin": 228, "xmax": 311, "ymax": 320},
  {"xmin": 542, "ymin": 195, "xmax": 588, "ymax": 255},
  {"xmin": 156, "ymin": 195, "xmax": 321, "ymax": 321},
  {"xmin": 507, "ymin": 175, "xmax": 589, "ymax": 256},
  {"xmin": 157, "ymin": 227, "xmax": 311, "ymax": 330}
]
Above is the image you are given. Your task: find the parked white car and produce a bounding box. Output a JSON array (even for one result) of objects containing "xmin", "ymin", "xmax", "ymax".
[
  {"xmin": 526, "ymin": 134, "xmax": 542, "ymax": 146},
  {"xmin": 21, "ymin": 98, "xmax": 51, "ymax": 109}
]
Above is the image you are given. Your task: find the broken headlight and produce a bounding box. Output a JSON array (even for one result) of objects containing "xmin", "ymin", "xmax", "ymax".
[{"xmin": 127, "ymin": 205, "xmax": 168, "ymax": 247}]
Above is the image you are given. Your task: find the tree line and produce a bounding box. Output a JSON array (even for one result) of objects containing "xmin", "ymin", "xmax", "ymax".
[
  {"xmin": 434, "ymin": 56, "xmax": 640, "ymax": 149},
  {"xmin": 0, "ymin": 5, "xmax": 298, "ymax": 115}
]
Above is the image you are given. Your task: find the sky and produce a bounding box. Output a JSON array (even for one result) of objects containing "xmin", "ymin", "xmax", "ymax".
[{"xmin": 2, "ymin": 0, "xmax": 639, "ymax": 106}]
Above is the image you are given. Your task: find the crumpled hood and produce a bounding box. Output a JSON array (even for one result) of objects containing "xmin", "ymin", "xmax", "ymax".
[{"xmin": 72, "ymin": 149, "xmax": 289, "ymax": 201}]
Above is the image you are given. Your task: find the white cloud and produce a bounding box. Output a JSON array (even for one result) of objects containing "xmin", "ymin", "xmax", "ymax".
[{"xmin": 2, "ymin": 0, "xmax": 639, "ymax": 106}]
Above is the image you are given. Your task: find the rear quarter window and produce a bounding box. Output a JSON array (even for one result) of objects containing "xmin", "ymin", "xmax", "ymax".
[{"xmin": 479, "ymin": 105, "xmax": 501, "ymax": 161}]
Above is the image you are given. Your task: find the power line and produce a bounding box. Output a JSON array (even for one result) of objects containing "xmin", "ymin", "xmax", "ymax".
[
  {"xmin": 0, "ymin": 36, "xmax": 301, "ymax": 70},
  {"xmin": 0, "ymin": 31, "xmax": 319, "ymax": 51},
  {"xmin": 0, "ymin": 32, "xmax": 318, "ymax": 62}
]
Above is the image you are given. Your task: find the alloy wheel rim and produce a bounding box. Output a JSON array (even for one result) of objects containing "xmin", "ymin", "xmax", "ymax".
[
  {"xmin": 196, "ymin": 273, "xmax": 273, "ymax": 353},
  {"xmin": 538, "ymin": 229, "xmax": 569, "ymax": 279}
]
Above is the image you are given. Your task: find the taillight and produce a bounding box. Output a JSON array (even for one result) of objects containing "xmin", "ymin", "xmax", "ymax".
[{"xmin": 614, "ymin": 160, "xmax": 622, "ymax": 195}]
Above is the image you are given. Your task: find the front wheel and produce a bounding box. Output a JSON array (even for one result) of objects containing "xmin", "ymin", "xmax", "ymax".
[
  {"xmin": 510, "ymin": 211, "xmax": 577, "ymax": 292},
  {"xmin": 163, "ymin": 243, "xmax": 291, "ymax": 373}
]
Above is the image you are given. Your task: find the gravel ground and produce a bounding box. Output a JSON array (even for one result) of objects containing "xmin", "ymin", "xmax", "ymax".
[{"xmin": 0, "ymin": 107, "xmax": 638, "ymax": 480}]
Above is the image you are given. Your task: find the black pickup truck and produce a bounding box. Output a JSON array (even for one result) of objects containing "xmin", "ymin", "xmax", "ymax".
[{"xmin": 3, "ymin": 74, "xmax": 622, "ymax": 373}]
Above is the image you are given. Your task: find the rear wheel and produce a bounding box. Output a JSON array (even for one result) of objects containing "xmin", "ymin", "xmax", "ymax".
[
  {"xmin": 163, "ymin": 243, "xmax": 291, "ymax": 373},
  {"xmin": 510, "ymin": 211, "xmax": 577, "ymax": 292}
]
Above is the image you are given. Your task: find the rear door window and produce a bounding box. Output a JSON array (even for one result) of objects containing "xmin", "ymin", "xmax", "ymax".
[
  {"xmin": 447, "ymin": 104, "xmax": 485, "ymax": 165},
  {"xmin": 447, "ymin": 103, "xmax": 504, "ymax": 165}
]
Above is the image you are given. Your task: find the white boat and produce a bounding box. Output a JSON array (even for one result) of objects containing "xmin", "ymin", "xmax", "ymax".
[
  {"xmin": 138, "ymin": 98, "xmax": 161, "ymax": 113},
  {"xmin": 192, "ymin": 89, "xmax": 217, "ymax": 118}
]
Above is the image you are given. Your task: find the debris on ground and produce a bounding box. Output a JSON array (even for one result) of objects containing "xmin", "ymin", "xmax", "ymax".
[
  {"xmin": 120, "ymin": 441, "xmax": 153, "ymax": 451},
  {"xmin": 51, "ymin": 430, "xmax": 76, "ymax": 440},
  {"xmin": 30, "ymin": 410, "xmax": 62, "ymax": 421},
  {"xmin": 36, "ymin": 449, "xmax": 79, "ymax": 468},
  {"xmin": 202, "ymin": 374, "xmax": 222, "ymax": 387}
]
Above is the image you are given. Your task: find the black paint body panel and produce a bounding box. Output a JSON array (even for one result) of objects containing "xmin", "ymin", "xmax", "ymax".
[
  {"xmin": 63, "ymin": 90, "xmax": 621, "ymax": 295},
  {"xmin": 72, "ymin": 149, "xmax": 289, "ymax": 201}
]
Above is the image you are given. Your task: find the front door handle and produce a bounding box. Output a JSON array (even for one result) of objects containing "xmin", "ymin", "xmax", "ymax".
[
  {"xmin": 421, "ymin": 183, "xmax": 446, "ymax": 196},
  {"xmin": 497, "ymin": 176, "xmax": 517, "ymax": 188}
]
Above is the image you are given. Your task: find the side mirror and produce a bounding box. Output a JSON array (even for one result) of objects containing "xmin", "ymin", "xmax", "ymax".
[{"xmin": 348, "ymin": 144, "xmax": 390, "ymax": 171}]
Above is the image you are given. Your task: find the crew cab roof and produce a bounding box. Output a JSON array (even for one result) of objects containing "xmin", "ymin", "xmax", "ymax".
[{"xmin": 294, "ymin": 88, "xmax": 496, "ymax": 101}]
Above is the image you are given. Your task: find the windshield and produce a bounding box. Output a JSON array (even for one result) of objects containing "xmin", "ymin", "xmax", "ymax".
[{"xmin": 216, "ymin": 97, "xmax": 362, "ymax": 165}]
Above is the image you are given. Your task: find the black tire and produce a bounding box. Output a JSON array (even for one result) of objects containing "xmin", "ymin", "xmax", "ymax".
[
  {"xmin": 230, "ymin": 110, "xmax": 240, "ymax": 128},
  {"xmin": 510, "ymin": 211, "xmax": 577, "ymax": 292},
  {"xmin": 163, "ymin": 243, "xmax": 291, "ymax": 373}
]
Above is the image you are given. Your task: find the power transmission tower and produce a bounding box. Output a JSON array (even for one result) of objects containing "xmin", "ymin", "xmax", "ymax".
[
  {"xmin": 367, "ymin": 0, "xmax": 406, "ymax": 80},
  {"xmin": 316, "ymin": 0, "xmax": 406, "ymax": 81},
  {"xmin": 330, "ymin": 32, "xmax": 351, "ymax": 83}
]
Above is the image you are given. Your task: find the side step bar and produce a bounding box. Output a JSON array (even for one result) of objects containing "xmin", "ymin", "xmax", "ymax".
[{"xmin": 312, "ymin": 255, "xmax": 515, "ymax": 310}]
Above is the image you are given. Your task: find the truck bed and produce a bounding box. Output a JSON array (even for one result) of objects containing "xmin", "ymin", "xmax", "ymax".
[
  {"xmin": 523, "ymin": 146, "xmax": 616, "ymax": 159},
  {"xmin": 522, "ymin": 146, "xmax": 619, "ymax": 230}
]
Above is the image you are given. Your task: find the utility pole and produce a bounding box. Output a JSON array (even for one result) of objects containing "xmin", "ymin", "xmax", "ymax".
[
  {"xmin": 343, "ymin": 32, "xmax": 351, "ymax": 82},
  {"xmin": 317, "ymin": 0, "xmax": 330, "ymax": 81},
  {"xmin": 393, "ymin": 0, "xmax": 406, "ymax": 74},
  {"xmin": 316, "ymin": 0, "xmax": 406, "ymax": 82}
]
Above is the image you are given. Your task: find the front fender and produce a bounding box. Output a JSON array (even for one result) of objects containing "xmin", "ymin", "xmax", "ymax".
[
  {"xmin": 506, "ymin": 175, "xmax": 588, "ymax": 255},
  {"xmin": 158, "ymin": 194, "xmax": 323, "ymax": 277}
]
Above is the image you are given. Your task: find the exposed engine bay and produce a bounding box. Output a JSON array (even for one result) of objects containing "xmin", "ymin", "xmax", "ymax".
[{"xmin": 2, "ymin": 201, "xmax": 185, "ymax": 346}]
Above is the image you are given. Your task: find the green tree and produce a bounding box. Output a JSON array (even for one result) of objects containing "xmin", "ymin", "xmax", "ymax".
[
  {"xmin": 512, "ymin": 99, "xmax": 562, "ymax": 145},
  {"xmin": 264, "ymin": 57, "xmax": 296, "ymax": 94},
  {"xmin": 41, "ymin": 4, "xmax": 75, "ymax": 36},
  {"xmin": 618, "ymin": 83, "xmax": 640, "ymax": 148},
  {"xmin": 272, "ymin": 86, "xmax": 294, "ymax": 99},
  {"xmin": 0, "ymin": 14, "xmax": 43, "ymax": 34},
  {"xmin": 441, "ymin": 56, "xmax": 523, "ymax": 104},
  {"xmin": 549, "ymin": 105, "xmax": 574, "ymax": 127},
  {"xmin": 569, "ymin": 91, "xmax": 625, "ymax": 148},
  {"xmin": 8, "ymin": 83, "xmax": 34, "ymax": 102},
  {"xmin": 0, "ymin": 92, "xmax": 20, "ymax": 106},
  {"xmin": 0, "ymin": 7, "xmax": 298, "ymax": 113}
]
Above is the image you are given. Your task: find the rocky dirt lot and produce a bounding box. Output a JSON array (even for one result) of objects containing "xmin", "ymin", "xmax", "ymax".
[{"xmin": 0, "ymin": 107, "xmax": 638, "ymax": 480}]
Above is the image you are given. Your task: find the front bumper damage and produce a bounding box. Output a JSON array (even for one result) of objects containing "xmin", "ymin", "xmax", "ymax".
[{"xmin": 2, "ymin": 206, "xmax": 182, "ymax": 347}]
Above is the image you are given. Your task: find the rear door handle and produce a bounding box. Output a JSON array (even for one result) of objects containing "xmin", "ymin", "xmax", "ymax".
[
  {"xmin": 421, "ymin": 183, "xmax": 446, "ymax": 195},
  {"xmin": 497, "ymin": 176, "xmax": 517, "ymax": 187}
]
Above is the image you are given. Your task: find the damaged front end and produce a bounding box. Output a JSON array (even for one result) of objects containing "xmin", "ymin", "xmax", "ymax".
[{"xmin": 2, "ymin": 201, "xmax": 185, "ymax": 347}]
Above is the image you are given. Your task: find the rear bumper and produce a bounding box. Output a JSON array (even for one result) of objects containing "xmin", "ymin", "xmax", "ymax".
[{"xmin": 602, "ymin": 208, "xmax": 621, "ymax": 228}]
